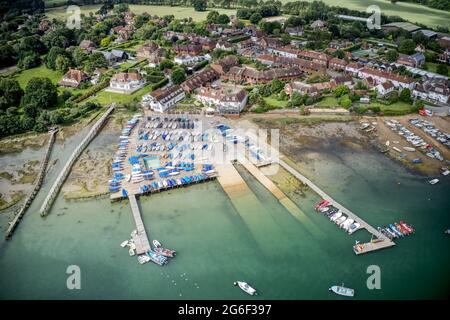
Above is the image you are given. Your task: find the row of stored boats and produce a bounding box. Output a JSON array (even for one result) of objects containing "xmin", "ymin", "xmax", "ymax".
[
  {"xmin": 409, "ymin": 118, "xmax": 449, "ymax": 149},
  {"xmin": 385, "ymin": 119, "xmax": 444, "ymax": 161},
  {"xmin": 377, "ymin": 221, "xmax": 415, "ymax": 239},
  {"xmin": 315, "ymin": 200, "xmax": 361, "ymax": 235}
]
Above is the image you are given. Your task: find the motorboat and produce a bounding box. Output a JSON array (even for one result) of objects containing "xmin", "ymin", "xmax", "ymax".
[
  {"xmin": 335, "ymin": 215, "xmax": 347, "ymax": 226},
  {"xmin": 233, "ymin": 281, "xmax": 257, "ymax": 296},
  {"xmin": 429, "ymin": 178, "xmax": 439, "ymax": 185},
  {"xmin": 348, "ymin": 222, "xmax": 361, "ymax": 235},
  {"xmin": 341, "ymin": 219, "xmax": 354, "ymax": 231},
  {"xmin": 329, "ymin": 284, "xmax": 354, "ymax": 297},
  {"xmin": 330, "ymin": 211, "xmax": 342, "ymax": 222},
  {"xmin": 137, "ymin": 255, "xmax": 150, "ymax": 265},
  {"xmin": 129, "ymin": 248, "xmax": 135, "ymax": 256},
  {"xmin": 153, "ymin": 239, "xmax": 162, "ymax": 248},
  {"xmin": 120, "ymin": 240, "xmax": 129, "ymax": 248},
  {"xmin": 154, "ymin": 247, "xmax": 176, "ymax": 258}
]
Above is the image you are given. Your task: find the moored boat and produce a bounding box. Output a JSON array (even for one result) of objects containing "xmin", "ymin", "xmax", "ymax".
[
  {"xmin": 152, "ymin": 239, "xmax": 162, "ymax": 248},
  {"xmin": 329, "ymin": 284, "xmax": 354, "ymax": 297},
  {"xmin": 429, "ymin": 178, "xmax": 439, "ymax": 185},
  {"xmin": 233, "ymin": 281, "xmax": 257, "ymax": 296},
  {"xmin": 154, "ymin": 247, "xmax": 176, "ymax": 258}
]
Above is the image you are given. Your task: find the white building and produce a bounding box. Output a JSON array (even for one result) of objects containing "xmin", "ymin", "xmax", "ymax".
[
  {"xmin": 143, "ymin": 85, "xmax": 185, "ymax": 113},
  {"xmin": 106, "ymin": 72, "xmax": 146, "ymax": 94},
  {"xmin": 376, "ymin": 81, "xmax": 395, "ymax": 96},
  {"xmin": 358, "ymin": 67, "xmax": 415, "ymax": 90},
  {"xmin": 196, "ymin": 87, "xmax": 248, "ymax": 115},
  {"xmin": 413, "ymin": 78, "xmax": 450, "ymax": 105},
  {"xmin": 174, "ymin": 54, "xmax": 211, "ymax": 66}
]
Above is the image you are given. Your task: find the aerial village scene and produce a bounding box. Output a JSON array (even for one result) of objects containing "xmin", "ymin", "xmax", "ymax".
[{"xmin": 0, "ymin": 0, "xmax": 449, "ymax": 300}]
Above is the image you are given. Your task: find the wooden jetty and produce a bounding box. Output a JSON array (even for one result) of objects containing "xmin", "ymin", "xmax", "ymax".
[
  {"xmin": 39, "ymin": 104, "xmax": 115, "ymax": 217},
  {"xmin": 5, "ymin": 129, "xmax": 58, "ymax": 239},
  {"xmin": 278, "ymin": 157, "xmax": 395, "ymax": 254},
  {"xmin": 129, "ymin": 194, "xmax": 151, "ymax": 255}
]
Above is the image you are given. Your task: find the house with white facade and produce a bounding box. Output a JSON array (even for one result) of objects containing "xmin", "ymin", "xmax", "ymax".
[
  {"xmin": 413, "ymin": 78, "xmax": 450, "ymax": 105},
  {"xmin": 376, "ymin": 81, "xmax": 395, "ymax": 96},
  {"xmin": 358, "ymin": 67, "xmax": 415, "ymax": 90},
  {"xmin": 174, "ymin": 54, "xmax": 211, "ymax": 66},
  {"xmin": 143, "ymin": 85, "xmax": 185, "ymax": 113},
  {"xmin": 196, "ymin": 87, "xmax": 248, "ymax": 115},
  {"xmin": 106, "ymin": 72, "xmax": 146, "ymax": 94}
]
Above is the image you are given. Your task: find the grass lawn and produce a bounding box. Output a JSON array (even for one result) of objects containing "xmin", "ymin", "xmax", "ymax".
[
  {"xmin": 12, "ymin": 64, "xmax": 63, "ymax": 89},
  {"xmin": 360, "ymin": 101, "xmax": 415, "ymax": 115},
  {"xmin": 83, "ymin": 84, "xmax": 153, "ymax": 106},
  {"xmin": 316, "ymin": 96, "xmax": 339, "ymax": 108},
  {"xmin": 281, "ymin": 0, "xmax": 450, "ymax": 28},
  {"xmin": 45, "ymin": 5, "xmax": 236, "ymax": 22},
  {"xmin": 264, "ymin": 96, "xmax": 289, "ymax": 108}
]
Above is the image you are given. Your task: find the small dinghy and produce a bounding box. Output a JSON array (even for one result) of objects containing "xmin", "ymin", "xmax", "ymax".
[
  {"xmin": 234, "ymin": 281, "xmax": 257, "ymax": 296},
  {"xmin": 429, "ymin": 178, "xmax": 439, "ymax": 185},
  {"xmin": 329, "ymin": 284, "xmax": 354, "ymax": 297},
  {"xmin": 153, "ymin": 239, "xmax": 162, "ymax": 248},
  {"xmin": 129, "ymin": 248, "xmax": 135, "ymax": 256}
]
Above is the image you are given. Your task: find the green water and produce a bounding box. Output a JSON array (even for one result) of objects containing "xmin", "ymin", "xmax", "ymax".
[{"xmin": 0, "ymin": 131, "xmax": 449, "ymax": 299}]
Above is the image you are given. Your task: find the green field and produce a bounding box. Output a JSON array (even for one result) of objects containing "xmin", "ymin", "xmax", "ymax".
[
  {"xmin": 264, "ymin": 95, "xmax": 289, "ymax": 108},
  {"xmin": 83, "ymin": 84, "xmax": 153, "ymax": 106},
  {"xmin": 45, "ymin": 5, "xmax": 236, "ymax": 22},
  {"xmin": 287, "ymin": 0, "xmax": 450, "ymax": 29},
  {"xmin": 359, "ymin": 100, "xmax": 415, "ymax": 114},
  {"xmin": 316, "ymin": 96, "xmax": 339, "ymax": 108},
  {"xmin": 12, "ymin": 64, "xmax": 63, "ymax": 89}
]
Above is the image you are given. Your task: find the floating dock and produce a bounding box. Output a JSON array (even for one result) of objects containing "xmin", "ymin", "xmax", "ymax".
[
  {"xmin": 278, "ymin": 157, "xmax": 395, "ymax": 254},
  {"xmin": 129, "ymin": 194, "xmax": 151, "ymax": 255}
]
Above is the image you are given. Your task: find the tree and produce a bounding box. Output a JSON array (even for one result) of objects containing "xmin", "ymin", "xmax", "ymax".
[
  {"xmin": 249, "ymin": 13, "xmax": 262, "ymax": 25},
  {"xmin": 333, "ymin": 85, "xmax": 350, "ymax": 98},
  {"xmin": 217, "ymin": 14, "xmax": 230, "ymax": 25},
  {"xmin": 100, "ymin": 37, "xmax": 111, "ymax": 47},
  {"xmin": 18, "ymin": 52, "xmax": 41, "ymax": 70},
  {"xmin": 399, "ymin": 88, "xmax": 412, "ymax": 103},
  {"xmin": 339, "ymin": 96, "xmax": 352, "ymax": 109},
  {"xmin": 160, "ymin": 59, "xmax": 174, "ymax": 70},
  {"xmin": 0, "ymin": 78, "xmax": 24, "ymax": 111},
  {"xmin": 21, "ymin": 77, "xmax": 57, "ymax": 118},
  {"xmin": 436, "ymin": 64, "xmax": 448, "ymax": 76},
  {"xmin": 207, "ymin": 10, "xmax": 220, "ymax": 23},
  {"xmin": 71, "ymin": 48, "xmax": 88, "ymax": 68},
  {"xmin": 85, "ymin": 52, "xmax": 108, "ymax": 73},
  {"xmin": 113, "ymin": 3, "xmax": 129, "ymax": 14},
  {"xmin": 55, "ymin": 55, "xmax": 72, "ymax": 73},
  {"xmin": 0, "ymin": 44, "xmax": 17, "ymax": 68},
  {"xmin": 193, "ymin": 0, "xmax": 207, "ymax": 12},
  {"xmin": 270, "ymin": 79, "xmax": 284, "ymax": 94},
  {"xmin": 171, "ymin": 68, "xmax": 186, "ymax": 85},
  {"xmin": 332, "ymin": 49, "xmax": 345, "ymax": 59},
  {"xmin": 386, "ymin": 49, "xmax": 399, "ymax": 63},
  {"xmin": 398, "ymin": 39, "xmax": 415, "ymax": 55},
  {"xmin": 45, "ymin": 46, "xmax": 66, "ymax": 70}
]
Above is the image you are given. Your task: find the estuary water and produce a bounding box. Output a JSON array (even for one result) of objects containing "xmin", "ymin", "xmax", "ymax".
[{"xmin": 0, "ymin": 129, "xmax": 449, "ymax": 299}]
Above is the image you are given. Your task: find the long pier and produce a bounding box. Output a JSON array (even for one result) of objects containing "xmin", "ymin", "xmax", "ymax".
[
  {"xmin": 39, "ymin": 104, "xmax": 116, "ymax": 217},
  {"xmin": 129, "ymin": 194, "xmax": 151, "ymax": 254},
  {"xmin": 278, "ymin": 157, "xmax": 395, "ymax": 254},
  {"xmin": 5, "ymin": 129, "xmax": 58, "ymax": 239}
]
